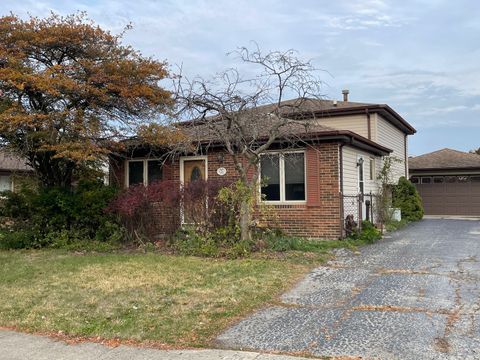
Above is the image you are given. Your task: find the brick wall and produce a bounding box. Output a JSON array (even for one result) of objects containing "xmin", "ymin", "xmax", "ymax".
[
  {"xmin": 110, "ymin": 143, "xmax": 342, "ymax": 239},
  {"xmin": 260, "ymin": 143, "xmax": 342, "ymax": 239}
]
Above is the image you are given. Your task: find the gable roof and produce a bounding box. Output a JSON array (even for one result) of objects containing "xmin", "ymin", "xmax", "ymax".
[
  {"xmin": 180, "ymin": 97, "xmax": 416, "ymax": 135},
  {"xmin": 409, "ymin": 148, "xmax": 480, "ymax": 171},
  {"xmin": 0, "ymin": 150, "xmax": 32, "ymax": 172}
]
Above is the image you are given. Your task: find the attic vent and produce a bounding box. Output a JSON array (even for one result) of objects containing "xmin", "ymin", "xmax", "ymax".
[{"xmin": 342, "ymin": 89, "xmax": 349, "ymax": 102}]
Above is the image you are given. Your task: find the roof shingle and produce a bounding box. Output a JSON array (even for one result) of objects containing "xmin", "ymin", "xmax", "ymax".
[
  {"xmin": 0, "ymin": 150, "xmax": 32, "ymax": 172},
  {"xmin": 409, "ymin": 148, "xmax": 480, "ymax": 170}
]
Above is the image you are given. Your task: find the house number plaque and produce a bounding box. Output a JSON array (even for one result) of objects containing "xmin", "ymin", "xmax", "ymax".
[{"xmin": 216, "ymin": 167, "xmax": 227, "ymax": 176}]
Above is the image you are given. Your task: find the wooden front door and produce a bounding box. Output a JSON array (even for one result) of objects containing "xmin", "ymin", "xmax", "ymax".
[
  {"xmin": 183, "ymin": 160, "xmax": 206, "ymax": 184},
  {"xmin": 181, "ymin": 158, "xmax": 207, "ymax": 223}
]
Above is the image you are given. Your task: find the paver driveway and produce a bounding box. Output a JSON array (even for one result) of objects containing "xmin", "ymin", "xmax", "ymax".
[{"xmin": 217, "ymin": 219, "xmax": 480, "ymax": 359}]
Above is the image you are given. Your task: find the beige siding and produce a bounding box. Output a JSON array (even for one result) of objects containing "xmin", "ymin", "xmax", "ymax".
[
  {"xmin": 375, "ymin": 115, "xmax": 407, "ymax": 182},
  {"xmin": 314, "ymin": 114, "xmax": 369, "ymax": 138},
  {"xmin": 342, "ymin": 145, "xmax": 380, "ymax": 195}
]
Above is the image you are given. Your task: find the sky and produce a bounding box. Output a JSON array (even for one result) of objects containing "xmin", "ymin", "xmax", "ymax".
[{"xmin": 1, "ymin": 0, "xmax": 479, "ymax": 155}]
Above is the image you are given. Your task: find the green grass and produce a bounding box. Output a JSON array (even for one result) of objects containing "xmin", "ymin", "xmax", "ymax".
[
  {"xmin": 385, "ymin": 219, "xmax": 409, "ymax": 232},
  {"xmin": 0, "ymin": 250, "xmax": 315, "ymax": 347},
  {"xmin": 0, "ymin": 237, "xmax": 376, "ymax": 347}
]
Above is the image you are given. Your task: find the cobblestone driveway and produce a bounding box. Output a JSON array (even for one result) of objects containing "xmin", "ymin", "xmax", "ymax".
[{"xmin": 217, "ymin": 219, "xmax": 480, "ymax": 359}]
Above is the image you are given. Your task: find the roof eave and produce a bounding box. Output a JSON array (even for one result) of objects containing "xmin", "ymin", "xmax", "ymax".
[{"xmin": 410, "ymin": 166, "xmax": 480, "ymax": 172}]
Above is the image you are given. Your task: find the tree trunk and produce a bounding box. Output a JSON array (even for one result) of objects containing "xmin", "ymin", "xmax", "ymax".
[
  {"xmin": 29, "ymin": 152, "xmax": 75, "ymax": 188},
  {"xmin": 239, "ymin": 197, "xmax": 252, "ymax": 242}
]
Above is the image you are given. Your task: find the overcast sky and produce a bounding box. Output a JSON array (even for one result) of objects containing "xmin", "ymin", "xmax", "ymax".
[{"xmin": 2, "ymin": 0, "xmax": 479, "ymax": 155}]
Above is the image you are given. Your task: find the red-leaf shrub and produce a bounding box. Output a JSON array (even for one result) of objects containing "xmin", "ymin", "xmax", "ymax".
[{"xmin": 107, "ymin": 179, "xmax": 232, "ymax": 242}]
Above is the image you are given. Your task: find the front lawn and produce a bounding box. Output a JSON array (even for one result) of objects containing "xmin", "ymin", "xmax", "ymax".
[
  {"xmin": 0, "ymin": 250, "xmax": 316, "ymax": 347},
  {"xmin": 0, "ymin": 230, "xmax": 380, "ymax": 348}
]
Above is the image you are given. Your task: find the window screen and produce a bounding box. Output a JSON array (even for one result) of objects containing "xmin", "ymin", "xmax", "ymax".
[
  {"xmin": 261, "ymin": 155, "xmax": 280, "ymax": 201},
  {"xmin": 147, "ymin": 160, "xmax": 163, "ymax": 185},
  {"xmin": 128, "ymin": 161, "xmax": 144, "ymax": 186},
  {"xmin": 284, "ymin": 153, "xmax": 305, "ymax": 201}
]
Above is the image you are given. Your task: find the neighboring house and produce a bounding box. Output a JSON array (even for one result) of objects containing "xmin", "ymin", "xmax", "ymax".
[
  {"xmin": 110, "ymin": 96, "xmax": 415, "ymax": 239},
  {"xmin": 409, "ymin": 148, "xmax": 480, "ymax": 216},
  {"xmin": 0, "ymin": 150, "xmax": 33, "ymax": 192}
]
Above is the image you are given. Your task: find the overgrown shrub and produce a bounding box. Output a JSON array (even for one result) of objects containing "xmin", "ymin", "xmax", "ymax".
[
  {"xmin": 358, "ymin": 221, "xmax": 382, "ymax": 243},
  {"xmin": 0, "ymin": 180, "xmax": 123, "ymax": 249},
  {"xmin": 165, "ymin": 180, "xmax": 255, "ymax": 258},
  {"xmin": 345, "ymin": 221, "xmax": 381, "ymax": 244},
  {"xmin": 107, "ymin": 179, "xmax": 232, "ymax": 243},
  {"xmin": 392, "ymin": 177, "xmax": 424, "ymax": 221}
]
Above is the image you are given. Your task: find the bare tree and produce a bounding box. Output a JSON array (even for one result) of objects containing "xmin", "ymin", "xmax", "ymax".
[{"xmin": 174, "ymin": 45, "xmax": 326, "ymax": 241}]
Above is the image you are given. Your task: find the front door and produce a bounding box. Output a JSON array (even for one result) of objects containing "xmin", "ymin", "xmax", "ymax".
[
  {"xmin": 181, "ymin": 158, "xmax": 207, "ymax": 223},
  {"xmin": 183, "ymin": 160, "xmax": 206, "ymax": 184}
]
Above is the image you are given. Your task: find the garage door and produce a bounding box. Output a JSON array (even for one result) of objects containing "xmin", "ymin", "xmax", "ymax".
[{"xmin": 411, "ymin": 175, "xmax": 480, "ymax": 216}]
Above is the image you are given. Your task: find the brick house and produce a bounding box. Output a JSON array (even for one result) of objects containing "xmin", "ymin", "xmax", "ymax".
[{"xmin": 110, "ymin": 97, "xmax": 415, "ymax": 239}]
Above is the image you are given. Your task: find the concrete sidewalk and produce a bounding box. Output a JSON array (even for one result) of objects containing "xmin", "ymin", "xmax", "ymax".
[{"xmin": 0, "ymin": 330, "xmax": 310, "ymax": 360}]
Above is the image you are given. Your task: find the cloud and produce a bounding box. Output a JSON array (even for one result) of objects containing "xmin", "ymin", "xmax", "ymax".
[{"xmin": 1, "ymin": 0, "xmax": 479, "ymax": 154}]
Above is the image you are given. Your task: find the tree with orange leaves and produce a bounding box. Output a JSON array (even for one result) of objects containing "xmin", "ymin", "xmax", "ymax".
[{"xmin": 0, "ymin": 12, "xmax": 175, "ymax": 187}]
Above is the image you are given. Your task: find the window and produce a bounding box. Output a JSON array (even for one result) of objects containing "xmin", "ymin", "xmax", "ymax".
[
  {"xmin": 410, "ymin": 177, "xmax": 419, "ymax": 184},
  {"xmin": 284, "ymin": 153, "xmax": 306, "ymax": 201},
  {"xmin": 433, "ymin": 177, "xmax": 444, "ymax": 184},
  {"xmin": 147, "ymin": 160, "xmax": 163, "ymax": 184},
  {"xmin": 128, "ymin": 161, "xmax": 144, "ymax": 186},
  {"xmin": 358, "ymin": 156, "xmax": 364, "ymax": 194},
  {"xmin": 127, "ymin": 159, "xmax": 163, "ymax": 187},
  {"xmin": 0, "ymin": 175, "xmax": 11, "ymax": 192},
  {"xmin": 369, "ymin": 158, "xmax": 375, "ymax": 180},
  {"xmin": 260, "ymin": 151, "xmax": 305, "ymax": 202},
  {"xmin": 421, "ymin": 177, "xmax": 431, "ymax": 184}
]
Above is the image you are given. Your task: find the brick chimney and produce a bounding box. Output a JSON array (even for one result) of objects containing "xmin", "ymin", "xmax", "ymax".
[{"xmin": 342, "ymin": 89, "xmax": 349, "ymax": 102}]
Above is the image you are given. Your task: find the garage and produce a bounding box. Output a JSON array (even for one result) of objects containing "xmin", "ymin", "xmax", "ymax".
[{"xmin": 409, "ymin": 148, "xmax": 480, "ymax": 216}]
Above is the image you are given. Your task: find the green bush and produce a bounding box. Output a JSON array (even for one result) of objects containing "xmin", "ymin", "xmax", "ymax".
[
  {"xmin": 0, "ymin": 229, "xmax": 37, "ymax": 249},
  {"xmin": 170, "ymin": 225, "xmax": 250, "ymax": 258},
  {"xmin": 346, "ymin": 221, "xmax": 382, "ymax": 244},
  {"xmin": 385, "ymin": 219, "xmax": 409, "ymax": 232},
  {"xmin": 0, "ymin": 180, "xmax": 123, "ymax": 249},
  {"xmin": 393, "ymin": 177, "xmax": 424, "ymax": 221},
  {"xmin": 359, "ymin": 221, "xmax": 382, "ymax": 243}
]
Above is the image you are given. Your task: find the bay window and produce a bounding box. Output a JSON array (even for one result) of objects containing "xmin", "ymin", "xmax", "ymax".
[
  {"xmin": 260, "ymin": 151, "xmax": 306, "ymax": 202},
  {"xmin": 127, "ymin": 159, "xmax": 163, "ymax": 187}
]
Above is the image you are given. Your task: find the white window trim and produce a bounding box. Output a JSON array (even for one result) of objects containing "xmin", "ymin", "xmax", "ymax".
[
  {"xmin": 179, "ymin": 156, "xmax": 208, "ymax": 185},
  {"xmin": 357, "ymin": 155, "xmax": 365, "ymax": 194},
  {"xmin": 259, "ymin": 150, "xmax": 307, "ymax": 205},
  {"xmin": 179, "ymin": 156, "xmax": 208, "ymax": 225},
  {"xmin": 125, "ymin": 158, "xmax": 163, "ymax": 188}
]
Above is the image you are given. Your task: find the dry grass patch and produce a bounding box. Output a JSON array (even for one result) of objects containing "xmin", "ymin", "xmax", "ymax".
[{"xmin": 0, "ymin": 250, "xmax": 312, "ymax": 347}]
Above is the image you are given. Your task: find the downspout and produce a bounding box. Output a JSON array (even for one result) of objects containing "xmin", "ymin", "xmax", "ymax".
[
  {"xmin": 339, "ymin": 143, "xmax": 345, "ymax": 238},
  {"xmin": 366, "ymin": 109, "xmax": 372, "ymax": 140},
  {"xmin": 404, "ymin": 134, "xmax": 408, "ymax": 177},
  {"xmin": 339, "ymin": 143, "xmax": 344, "ymax": 194}
]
